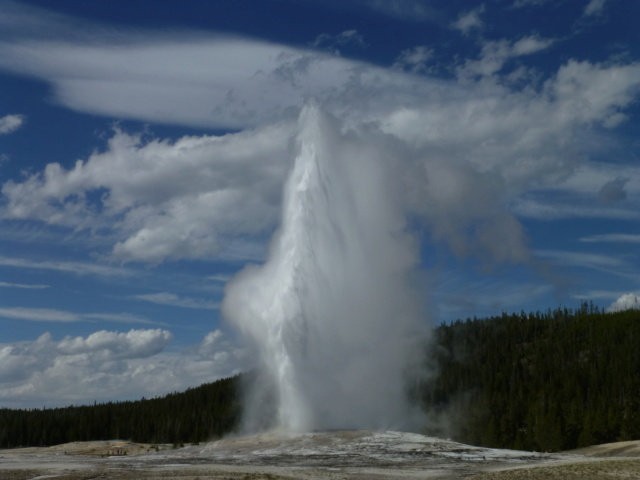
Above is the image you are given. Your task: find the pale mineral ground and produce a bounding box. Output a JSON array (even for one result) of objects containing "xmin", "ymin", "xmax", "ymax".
[{"xmin": 1, "ymin": 430, "xmax": 639, "ymax": 480}]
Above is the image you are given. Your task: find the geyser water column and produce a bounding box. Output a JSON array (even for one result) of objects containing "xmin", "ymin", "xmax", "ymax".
[{"xmin": 222, "ymin": 103, "xmax": 424, "ymax": 433}]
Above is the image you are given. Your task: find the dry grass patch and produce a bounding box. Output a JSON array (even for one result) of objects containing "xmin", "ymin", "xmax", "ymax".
[{"xmin": 471, "ymin": 458, "xmax": 640, "ymax": 479}]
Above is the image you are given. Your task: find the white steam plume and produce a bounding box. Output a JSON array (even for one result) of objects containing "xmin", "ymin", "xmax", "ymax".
[{"xmin": 222, "ymin": 104, "xmax": 425, "ymax": 433}]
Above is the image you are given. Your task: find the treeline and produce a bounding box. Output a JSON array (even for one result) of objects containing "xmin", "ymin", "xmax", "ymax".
[
  {"xmin": 1, "ymin": 305, "xmax": 639, "ymax": 452},
  {"xmin": 421, "ymin": 303, "xmax": 640, "ymax": 452},
  {"xmin": 0, "ymin": 375, "xmax": 240, "ymax": 448}
]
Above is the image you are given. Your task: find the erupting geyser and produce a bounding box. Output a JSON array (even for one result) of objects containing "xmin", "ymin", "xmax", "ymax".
[{"xmin": 222, "ymin": 103, "xmax": 425, "ymax": 433}]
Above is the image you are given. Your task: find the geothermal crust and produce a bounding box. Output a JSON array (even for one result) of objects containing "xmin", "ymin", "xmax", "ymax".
[{"xmin": 4, "ymin": 430, "xmax": 637, "ymax": 480}]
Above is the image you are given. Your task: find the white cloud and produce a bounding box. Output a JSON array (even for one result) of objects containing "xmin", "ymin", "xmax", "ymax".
[
  {"xmin": 0, "ymin": 5, "xmax": 640, "ymax": 269},
  {"xmin": 57, "ymin": 329, "xmax": 172, "ymax": 358},
  {"xmin": 607, "ymin": 292, "xmax": 640, "ymax": 312},
  {"xmin": 511, "ymin": 161, "xmax": 640, "ymax": 220},
  {"xmin": 580, "ymin": 233, "xmax": 640, "ymax": 243},
  {"xmin": 451, "ymin": 5, "xmax": 485, "ymax": 35},
  {"xmin": 393, "ymin": 46, "xmax": 433, "ymax": 73},
  {"xmin": 1, "ymin": 125, "xmax": 291, "ymax": 264},
  {"xmin": 0, "ymin": 307, "xmax": 81, "ymax": 322},
  {"xmin": 512, "ymin": 197, "xmax": 640, "ymax": 221},
  {"xmin": 0, "ymin": 281, "xmax": 49, "ymax": 289},
  {"xmin": 584, "ymin": 0, "xmax": 608, "ymax": 16},
  {"xmin": 0, "ymin": 34, "xmax": 420, "ymax": 130},
  {"xmin": 133, "ymin": 292, "xmax": 219, "ymax": 310},
  {"xmin": 0, "ymin": 328, "xmax": 247, "ymax": 408},
  {"xmin": 0, "ymin": 306, "xmax": 157, "ymax": 325},
  {"xmin": 457, "ymin": 35, "xmax": 555, "ymax": 79},
  {"xmin": 0, "ymin": 114, "xmax": 24, "ymax": 134},
  {"xmin": 83, "ymin": 312, "xmax": 163, "ymax": 325}
]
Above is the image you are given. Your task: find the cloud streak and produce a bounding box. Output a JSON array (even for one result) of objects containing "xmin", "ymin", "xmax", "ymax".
[
  {"xmin": 0, "ymin": 256, "xmax": 136, "ymax": 276},
  {"xmin": 133, "ymin": 292, "xmax": 219, "ymax": 310},
  {"xmin": 0, "ymin": 306, "xmax": 157, "ymax": 324},
  {"xmin": 0, "ymin": 281, "xmax": 49, "ymax": 289},
  {"xmin": 0, "ymin": 307, "xmax": 81, "ymax": 322},
  {"xmin": 580, "ymin": 233, "xmax": 640, "ymax": 243}
]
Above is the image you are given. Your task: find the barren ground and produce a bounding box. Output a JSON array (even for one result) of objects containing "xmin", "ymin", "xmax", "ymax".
[{"xmin": 1, "ymin": 431, "xmax": 639, "ymax": 480}]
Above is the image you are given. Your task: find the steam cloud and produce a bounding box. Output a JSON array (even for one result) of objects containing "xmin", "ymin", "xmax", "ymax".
[{"xmin": 222, "ymin": 104, "xmax": 425, "ymax": 432}]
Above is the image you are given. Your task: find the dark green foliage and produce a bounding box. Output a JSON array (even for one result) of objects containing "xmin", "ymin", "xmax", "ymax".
[
  {"xmin": 0, "ymin": 375, "xmax": 240, "ymax": 448},
  {"xmin": 421, "ymin": 303, "xmax": 640, "ymax": 452}
]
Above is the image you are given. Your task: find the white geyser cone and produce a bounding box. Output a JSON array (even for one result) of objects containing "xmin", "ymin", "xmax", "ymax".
[{"xmin": 222, "ymin": 103, "xmax": 425, "ymax": 433}]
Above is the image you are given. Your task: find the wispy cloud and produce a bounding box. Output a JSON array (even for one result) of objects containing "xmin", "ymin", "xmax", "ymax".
[
  {"xmin": 83, "ymin": 312, "xmax": 165, "ymax": 325},
  {"xmin": 0, "ymin": 256, "xmax": 135, "ymax": 277},
  {"xmin": 0, "ymin": 281, "xmax": 49, "ymax": 289},
  {"xmin": 393, "ymin": 46, "xmax": 433, "ymax": 73},
  {"xmin": 311, "ymin": 29, "xmax": 365, "ymax": 51},
  {"xmin": 457, "ymin": 35, "xmax": 555, "ymax": 79},
  {"xmin": 133, "ymin": 292, "xmax": 219, "ymax": 310},
  {"xmin": 0, "ymin": 306, "xmax": 158, "ymax": 324},
  {"xmin": 580, "ymin": 233, "xmax": 640, "ymax": 244},
  {"xmin": 0, "ymin": 307, "xmax": 80, "ymax": 322},
  {"xmin": 356, "ymin": 0, "xmax": 438, "ymax": 22},
  {"xmin": 512, "ymin": 0, "xmax": 552, "ymax": 7},
  {"xmin": 511, "ymin": 198, "xmax": 640, "ymax": 221},
  {"xmin": 536, "ymin": 250, "xmax": 626, "ymax": 270}
]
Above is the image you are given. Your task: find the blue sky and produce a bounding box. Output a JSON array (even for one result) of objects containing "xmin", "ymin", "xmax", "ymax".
[{"xmin": 1, "ymin": 0, "xmax": 639, "ymax": 408}]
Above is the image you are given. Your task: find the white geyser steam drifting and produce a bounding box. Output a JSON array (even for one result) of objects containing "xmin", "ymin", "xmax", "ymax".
[{"xmin": 222, "ymin": 104, "xmax": 425, "ymax": 433}]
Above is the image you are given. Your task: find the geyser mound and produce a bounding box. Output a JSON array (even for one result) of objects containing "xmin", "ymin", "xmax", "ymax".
[{"xmin": 222, "ymin": 104, "xmax": 425, "ymax": 433}]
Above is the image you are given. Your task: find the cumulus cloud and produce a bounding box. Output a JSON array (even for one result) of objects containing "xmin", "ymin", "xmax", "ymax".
[
  {"xmin": 57, "ymin": 329, "xmax": 172, "ymax": 358},
  {"xmin": 607, "ymin": 292, "xmax": 640, "ymax": 312},
  {"xmin": 584, "ymin": 0, "xmax": 608, "ymax": 17},
  {"xmin": 1, "ymin": 126, "xmax": 291, "ymax": 263},
  {"xmin": 0, "ymin": 328, "xmax": 246, "ymax": 408},
  {"xmin": 457, "ymin": 35, "xmax": 555, "ymax": 79},
  {"xmin": 393, "ymin": 46, "xmax": 433, "ymax": 73},
  {"xmin": 451, "ymin": 5, "xmax": 485, "ymax": 35},
  {"xmin": 0, "ymin": 4, "xmax": 639, "ymax": 270},
  {"xmin": 0, "ymin": 114, "xmax": 24, "ymax": 134}
]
